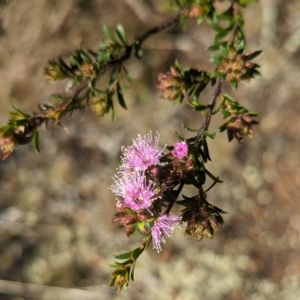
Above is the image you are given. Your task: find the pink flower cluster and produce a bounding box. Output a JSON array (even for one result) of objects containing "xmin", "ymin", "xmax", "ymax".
[
  {"xmin": 110, "ymin": 132, "xmax": 182, "ymax": 252},
  {"xmin": 172, "ymin": 141, "xmax": 188, "ymax": 158}
]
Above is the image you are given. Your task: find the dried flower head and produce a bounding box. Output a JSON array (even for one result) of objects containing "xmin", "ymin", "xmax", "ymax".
[
  {"xmin": 157, "ymin": 66, "xmax": 185, "ymax": 101},
  {"xmin": 44, "ymin": 60, "xmax": 69, "ymax": 82}
]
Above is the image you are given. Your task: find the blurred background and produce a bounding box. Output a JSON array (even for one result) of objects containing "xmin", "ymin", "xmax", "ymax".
[{"xmin": 0, "ymin": 0, "xmax": 300, "ymax": 299}]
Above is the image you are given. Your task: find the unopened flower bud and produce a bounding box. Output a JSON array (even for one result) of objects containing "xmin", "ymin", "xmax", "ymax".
[
  {"xmin": 172, "ymin": 141, "xmax": 188, "ymax": 159},
  {"xmin": 0, "ymin": 133, "xmax": 16, "ymax": 161},
  {"xmin": 80, "ymin": 62, "xmax": 96, "ymax": 78},
  {"xmin": 185, "ymin": 158, "xmax": 195, "ymax": 171},
  {"xmin": 44, "ymin": 60, "xmax": 68, "ymax": 82},
  {"xmin": 90, "ymin": 96, "xmax": 107, "ymax": 116},
  {"xmin": 121, "ymin": 215, "xmax": 137, "ymax": 226},
  {"xmin": 188, "ymin": 4, "xmax": 203, "ymax": 18},
  {"xmin": 199, "ymin": 207, "xmax": 208, "ymax": 216},
  {"xmin": 112, "ymin": 212, "xmax": 126, "ymax": 223},
  {"xmin": 114, "ymin": 201, "xmax": 125, "ymax": 211},
  {"xmin": 209, "ymin": 216, "xmax": 219, "ymax": 232},
  {"xmin": 242, "ymin": 115, "xmax": 252, "ymax": 123},
  {"xmin": 149, "ymin": 166, "xmax": 160, "ymax": 178},
  {"xmin": 170, "ymin": 66, "xmax": 180, "ymax": 77},
  {"xmin": 125, "ymin": 226, "xmax": 135, "ymax": 237}
]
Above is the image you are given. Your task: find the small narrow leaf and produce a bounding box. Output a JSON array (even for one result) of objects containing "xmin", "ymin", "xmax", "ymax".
[
  {"xmin": 204, "ymin": 168, "xmax": 223, "ymax": 183},
  {"xmin": 202, "ymin": 139, "xmax": 211, "ymax": 161},
  {"xmin": 1, "ymin": 126, "xmax": 15, "ymax": 138},
  {"xmin": 133, "ymin": 44, "xmax": 143, "ymax": 59},
  {"xmin": 33, "ymin": 129, "xmax": 40, "ymax": 153},
  {"xmin": 116, "ymin": 83, "xmax": 127, "ymax": 110},
  {"xmin": 103, "ymin": 25, "xmax": 118, "ymax": 44},
  {"xmin": 122, "ymin": 66, "xmax": 134, "ymax": 84},
  {"xmin": 181, "ymin": 123, "xmax": 198, "ymax": 132},
  {"xmin": 174, "ymin": 59, "xmax": 181, "ymax": 70},
  {"xmin": 203, "ymin": 131, "xmax": 216, "ymax": 139},
  {"xmin": 244, "ymin": 50, "xmax": 262, "ymax": 61},
  {"xmin": 116, "ymin": 24, "xmax": 128, "ymax": 46},
  {"xmin": 114, "ymin": 252, "xmax": 132, "ymax": 260},
  {"xmin": 78, "ymin": 50, "xmax": 92, "ymax": 63}
]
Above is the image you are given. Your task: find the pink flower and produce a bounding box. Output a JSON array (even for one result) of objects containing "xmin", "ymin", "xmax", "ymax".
[
  {"xmin": 172, "ymin": 141, "xmax": 188, "ymax": 159},
  {"xmin": 151, "ymin": 214, "xmax": 181, "ymax": 252},
  {"xmin": 120, "ymin": 132, "xmax": 165, "ymax": 172},
  {"xmin": 110, "ymin": 171, "xmax": 157, "ymax": 212}
]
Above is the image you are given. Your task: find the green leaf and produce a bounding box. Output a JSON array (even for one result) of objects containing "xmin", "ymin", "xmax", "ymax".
[
  {"xmin": 219, "ymin": 44, "xmax": 228, "ymax": 57},
  {"xmin": 110, "ymin": 67, "xmax": 120, "ymax": 83},
  {"xmin": 220, "ymin": 109, "xmax": 231, "ymax": 118},
  {"xmin": 222, "ymin": 93, "xmax": 235, "ymax": 102},
  {"xmin": 217, "ymin": 6, "xmax": 234, "ymax": 20},
  {"xmin": 69, "ymin": 55, "xmax": 81, "ymax": 67},
  {"xmin": 175, "ymin": 59, "xmax": 181, "ymax": 70},
  {"xmin": 236, "ymin": 39, "xmax": 245, "ymax": 52},
  {"xmin": 204, "ymin": 179, "xmax": 219, "ymax": 193},
  {"xmin": 194, "ymin": 104, "xmax": 208, "ymax": 112},
  {"xmin": 213, "ymin": 206, "xmax": 228, "ymax": 214},
  {"xmin": 181, "ymin": 123, "xmax": 198, "ymax": 132},
  {"xmin": 131, "ymin": 248, "xmax": 143, "ymax": 261},
  {"xmin": 122, "ymin": 66, "xmax": 134, "ymax": 84},
  {"xmin": 33, "ymin": 129, "xmax": 40, "ymax": 153},
  {"xmin": 133, "ymin": 43, "xmax": 143, "ymax": 59},
  {"xmin": 230, "ymin": 79, "xmax": 238, "ymax": 89},
  {"xmin": 210, "ymin": 54, "xmax": 223, "ymax": 65},
  {"xmin": 215, "ymin": 30, "xmax": 229, "ymax": 41},
  {"xmin": 202, "ymin": 139, "xmax": 211, "ymax": 161},
  {"xmin": 11, "ymin": 105, "xmax": 31, "ymax": 118},
  {"xmin": 78, "ymin": 50, "xmax": 92, "ymax": 63},
  {"xmin": 239, "ymin": 0, "xmax": 259, "ymax": 5},
  {"xmin": 87, "ymin": 49, "xmax": 98, "ymax": 59},
  {"xmin": 244, "ymin": 50, "xmax": 262, "ymax": 61},
  {"xmin": 116, "ymin": 83, "xmax": 127, "ymax": 110},
  {"xmin": 130, "ymin": 262, "xmax": 136, "ymax": 281},
  {"xmin": 203, "ymin": 131, "xmax": 216, "ymax": 139},
  {"xmin": 0, "ymin": 126, "xmax": 15, "ymax": 137},
  {"xmin": 106, "ymin": 91, "xmax": 115, "ymax": 121},
  {"xmin": 207, "ymin": 44, "xmax": 220, "ymax": 52},
  {"xmin": 191, "ymin": 83, "xmax": 208, "ymax": 99},
  {"xmin": 209, "ymin": 22, "xmax": 225, "ymax": 33},
  {"xmin": 247, "ymin": 111, "xmax": 262, "ymax": 117},
  {"xmin": 198, "ymin": 148, "xmax": 207, "ymax": 163},
  {"xmin": 58, "ymin": 57, "xmax": 73, "ymax": 73},
  {"xmin": 204, "ymin": 168, "xmax": 223, "ymax": 183},
  {"xmin": 219, "ymin": 122, "xmax": 228, "ymax": 132},
  {"xmin": 116, "ymin": 24, "xmax": 128, "ymax": 46},
  {"xmin": 175, "ymin": 131, "xmax": 185, "ymax": 141},
  {"xmin": 114, "ymin": 252, "xmax": 132, "ymax": 260},
  {"xmin": 103, "ymin": 25, "xmax": 117, "ymax": 44}
]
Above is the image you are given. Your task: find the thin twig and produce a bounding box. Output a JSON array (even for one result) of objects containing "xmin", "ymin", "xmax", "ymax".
[
  {"xmin": 15, "ymin": 14, "xmax": 182, "ymax": 132},
  {"xmin": 139, "ymin": 14, "xmax": 181, "ymax": 43},
  {"xmin": 164, "ymin": 180, "xmax": 185, "ymax": 214},
  {"xmin": 195, "ymin": 77, "xmax": 222, "ymax": 143}
]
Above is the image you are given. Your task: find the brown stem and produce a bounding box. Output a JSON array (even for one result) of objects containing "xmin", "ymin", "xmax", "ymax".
[
  {"xmin": 164, "ymin": 181, "xmax": 185, "ymax": 214},
  {"xmin": 195, "ymin": 77, "xmax": 221, "ymax": 143},
  {"xmin": 9, "ymin": 14, "xmax": 182, "ymax": 145},
  {"xmin": 139, "ymin": 14, "xmax": 181, "ymax": 44}
]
